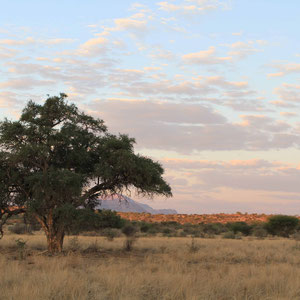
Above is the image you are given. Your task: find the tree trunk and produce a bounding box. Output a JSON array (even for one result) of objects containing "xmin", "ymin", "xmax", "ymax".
[
  {"xmin": 46, "ymin": 230, "xmax": 65, "ymax": 253},
  {"xmin": 34, "ymin": 210, "xmax": 65, "ymax": 254}
]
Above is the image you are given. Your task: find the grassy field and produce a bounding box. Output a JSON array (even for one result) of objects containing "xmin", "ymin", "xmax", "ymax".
[{"xmin": 1, "ymin": 233, "xmax": 300, "ymax": 300}]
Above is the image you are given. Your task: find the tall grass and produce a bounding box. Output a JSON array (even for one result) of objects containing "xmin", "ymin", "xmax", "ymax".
[{"xmin": 1, "ymin": 233, "xmax": 300, "ymax": 299}]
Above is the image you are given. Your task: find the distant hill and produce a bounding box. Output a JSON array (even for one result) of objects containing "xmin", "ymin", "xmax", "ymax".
[
  {"xmin": 95, "ymin": 195, "xmax": 177, "ymax": 215},
  {"xmin": 116, "ymin": 212, "xmax": 274, "ymax": 224}
]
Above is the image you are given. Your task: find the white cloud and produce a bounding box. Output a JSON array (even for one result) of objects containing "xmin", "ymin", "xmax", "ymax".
[
  {"xmin": 182, "ymin": 46, "xmax": 232, "ymax": 65},
  {"xmin": 228, "ymin": 41, "xmax": 262, "ymax": 59},
  {"xmin": 0, "ymin": 37, "xmax": 35, "ymax": 46},
  {"xmin": 157, "ymin": 0, "xmax": 228, "ymax": 14},
  {"xmin": 0, "ymin": 77, "xmax": 55, "ymax": 90}
]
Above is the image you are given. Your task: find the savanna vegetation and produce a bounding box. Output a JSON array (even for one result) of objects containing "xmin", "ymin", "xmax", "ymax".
[
  {"xmin": 2, "ymin": 229, "xmax": 300, "ymax": 300},
  {"xmin": 0, "ymin": 94, "xmax": 171, "ymax": 253},
  {"xmin": 2, "ymin": 213, "xmax": 300, "ymax": 299},
  {"xmin": 2, "ymin": 94, "xmax": 300, "ymax": 299}
]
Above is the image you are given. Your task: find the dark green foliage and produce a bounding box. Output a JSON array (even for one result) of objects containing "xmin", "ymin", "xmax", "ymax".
[
  {"xmin": 102, "ymin": 228, "xmax": 121, "ymax": 241},
  {"xmin": 66, "ymin": 209, "xmax": 124, "ymax": 234},
  {"xmin": 0, "ymin": 94, "xmax": 171, "ymax": 252},
  {"xmin": 122, "ymin": 224, "xmax": 138, "ymax": 237},
  {"xmin": 265, "ymin": 215, "xmax": 299, "ymax": 237},
  {"xmin": 226, "ymin": 222, "xmax": 252, "ymax": 236},
  {"xmin": 140, "ymin": 222, "xmax": 153, "ymax": 233},
  {"xmin": 201, "ymin": 223, "xmax": 227, "ymax": 235},
  {"xmin": 122, "ymin": 224, "xmax": 138, "ymax": 251}
]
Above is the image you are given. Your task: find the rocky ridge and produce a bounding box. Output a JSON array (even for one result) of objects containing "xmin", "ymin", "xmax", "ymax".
[{"xmin": 116, "ymin": 212, "xmax": 280, "ymax": 224}]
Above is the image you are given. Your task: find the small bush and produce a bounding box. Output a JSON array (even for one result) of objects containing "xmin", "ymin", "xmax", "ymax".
[
  {"xmin": 15, "ymin": 238, "xmax": 27, "ymax": 260},
  {"xmin": 162, "ymin": 228, "xmax": 172, "ymax": 236},
  {"xmin": 222, "ymin": 231, "xmax": 236, "ymax": 239},
  {"xmin": 252, "ymin": 226, "xmax": 268, "ymax": 239},
  {"xmin": 8, "ymin": 223, "xmax": 27, "ymax": 235},
  {"xmin": 226, "ymin": 222, "xmax": 252, "ymax": 236},
  {"xmin": 102, "ymin": 228, "xmax": 121, "ymax": 241},
  {"xmin": 187, "ymin": 237, "xmax": 200, "ymax": 253},
  {"xmin": 140, "ymin": 222, "xmax": 152, "ymax": 233},
  {"xmin": 265, "ymin": 215, "xmax": 299, "ymax": 237},
  {"xmin": 122, "ymin": 225, "xmax": 138, "ymax": 251},
  {"xmin": 147, "ymin": 227, "xmax": 158, "ymax": 235},
  {"xmin": 202, "ymin": 223, "xmax": 226, "ymax": 235},
  {"xmin": 122, "ymin": 225, "xmax": 137, "ymax": 237}
]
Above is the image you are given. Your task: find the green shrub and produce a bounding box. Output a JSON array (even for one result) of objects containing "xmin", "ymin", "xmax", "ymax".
[
  {"xmin": 102, "ymin": 228, "xmax": 121, "ymax": 241},
  {"xmin": 202, "ymin": 223, "xmax": 226, "ymax": 235},
  {"xmin": 162, "ymin": 228, "xmax": 172, "ymax": 235},
  {"xmin": 67, "ymin": 209, "xmax": 125, "ymax": 234},
  {"xmin": 265, "ymin": 215, "xmax": 299, "ymax": 237},
  {"xmin": 140, "ymin": 222, "xmax": 152, "ymax": 233},
  {"xmin": 252, "ymin": 225, "xmax": 268, "ymax": 239},
  {"xmin": 122, "ymin": 225, "xmax": 138, "ymax": 251},
  {"xmin": 147, "ymin": 227, "xmax": 158, "ymax": 235},
  {"xmin": 226, "ymin": 222, "xmax": 252, "ymax": 236}
]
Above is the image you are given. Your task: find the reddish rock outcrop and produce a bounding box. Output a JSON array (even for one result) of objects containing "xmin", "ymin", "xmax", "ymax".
[{"xmin": 117, "ymin": 212, "xmax": 299, "ymax": 224}]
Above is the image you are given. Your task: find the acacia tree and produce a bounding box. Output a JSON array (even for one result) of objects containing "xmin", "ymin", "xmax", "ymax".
[{"xmin": 0, "ymin": 93, "xmax": 172, "ymax": 253}]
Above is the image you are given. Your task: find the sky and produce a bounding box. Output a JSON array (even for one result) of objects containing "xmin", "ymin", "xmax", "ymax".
[{"xmin": 0, "ymin": 0, "xmax": 300, "ymax": 214}]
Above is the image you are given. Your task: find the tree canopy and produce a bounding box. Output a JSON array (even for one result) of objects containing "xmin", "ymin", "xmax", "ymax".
[{"xmin": 0, "ymin": 93, "xmax": 172, "ymax": 252}]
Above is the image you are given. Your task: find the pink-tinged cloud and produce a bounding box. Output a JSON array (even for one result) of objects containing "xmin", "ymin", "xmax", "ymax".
[
  {"xmin": 182, "ymin": 46, "xmax": 232, "ymax": 65},
  {"xmin": 274, "ymin": 83, "xmax": 300, "ymax": 103},
  {"xmin": 268, "ymin": 63, "xmax": 300, "ymax": 77},
  {"xmin": 150, "ymin": 158, "xmax": 300, "ymax": 214},
  {"xmin": 88, "ymin": 99, "xmax": 300, "ymax": 153}
]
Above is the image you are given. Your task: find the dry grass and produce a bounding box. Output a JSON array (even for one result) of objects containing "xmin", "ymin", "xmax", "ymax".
[{"xmin": 1, "ymin": 233, "xmax": 300, "ymax": 299}]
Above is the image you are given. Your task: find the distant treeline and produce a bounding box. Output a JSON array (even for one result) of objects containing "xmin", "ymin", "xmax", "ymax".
[{"xmin": 5, "ymin": 212, "xmax": 300, "ymax": 240}]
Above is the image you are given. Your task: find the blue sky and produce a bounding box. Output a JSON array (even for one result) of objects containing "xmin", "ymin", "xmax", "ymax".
[{"xmin": 1, "ymin": 0, "xmax": 300, "ymax": 214}]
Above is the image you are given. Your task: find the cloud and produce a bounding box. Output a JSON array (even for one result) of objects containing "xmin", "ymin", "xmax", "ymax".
[
  {"xmin": 182, "ymin": 46, "xmax": 232, "ymax": 65},
  {"xmin": 155, "ymin": 157, "xmax": 300, "ymax": 213},
  {"xmin": 0, "ymin": 77, "xmax": 55, "ymax": 90},
  {"xmin": 280, "ymin": 111, "xmax": 298, "ymax": 117},
  {"xmin": 0, "ymin": 46, "xmax": 18, "ymax": 59},
  {"xmin": 228, "ymin": 41, "xmax": 263, "ymax": 59},
  {"xmin": 149, "ymin": 47, "xmax": 175, "ymax": 60},
  {"xmin": 97, "ymin": 13, "xmax": 150, "ymax": 39},
  {"xmin": 0, "ymin": 37, "xmax": 35, "ymax": 46},
  {"xmin": 269, "ymin": 100, "xmax": 298, "ymax": 108},
  {"xmin": 203, "ymin": 76, "xmax": 248, "ymax": 88},
  {"xmin": 239, "ymin": 114, "xmax": 291, "ymax": 132},
  {"xmin": 114, "ymin": 18, "xmax": 148, "ymax": 33},
  {"xmin": 267, "ymin": 63, "xmax": 300, "ymax": 77},
  {"xmin": 92, "ymin": 99, "xmax": 226, "ymax": 125},
  {"xmin": 0, "ymin": 91, "xmax": 21, "ymax": 108},
  {"xmin": 274, "ymin": 83, "xmax": 300, "ymax": 103},
  {"xmin": 162, "ymin": 157, "xmax": 300, "ymax": 193},
  {"xmin": 87, "ymin": 99, "xmax": 300, "ymax": 153},
  {"xmin": 40, "ymin": 38, "xmax": 76, "ymax": 45},
  {"xmin": 69, "ymin": 37, "xmax": 108, "ymax": 57},
  {"xmin": 157, "ymin": 0, "xmax": 228, "ymax": 14}
]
